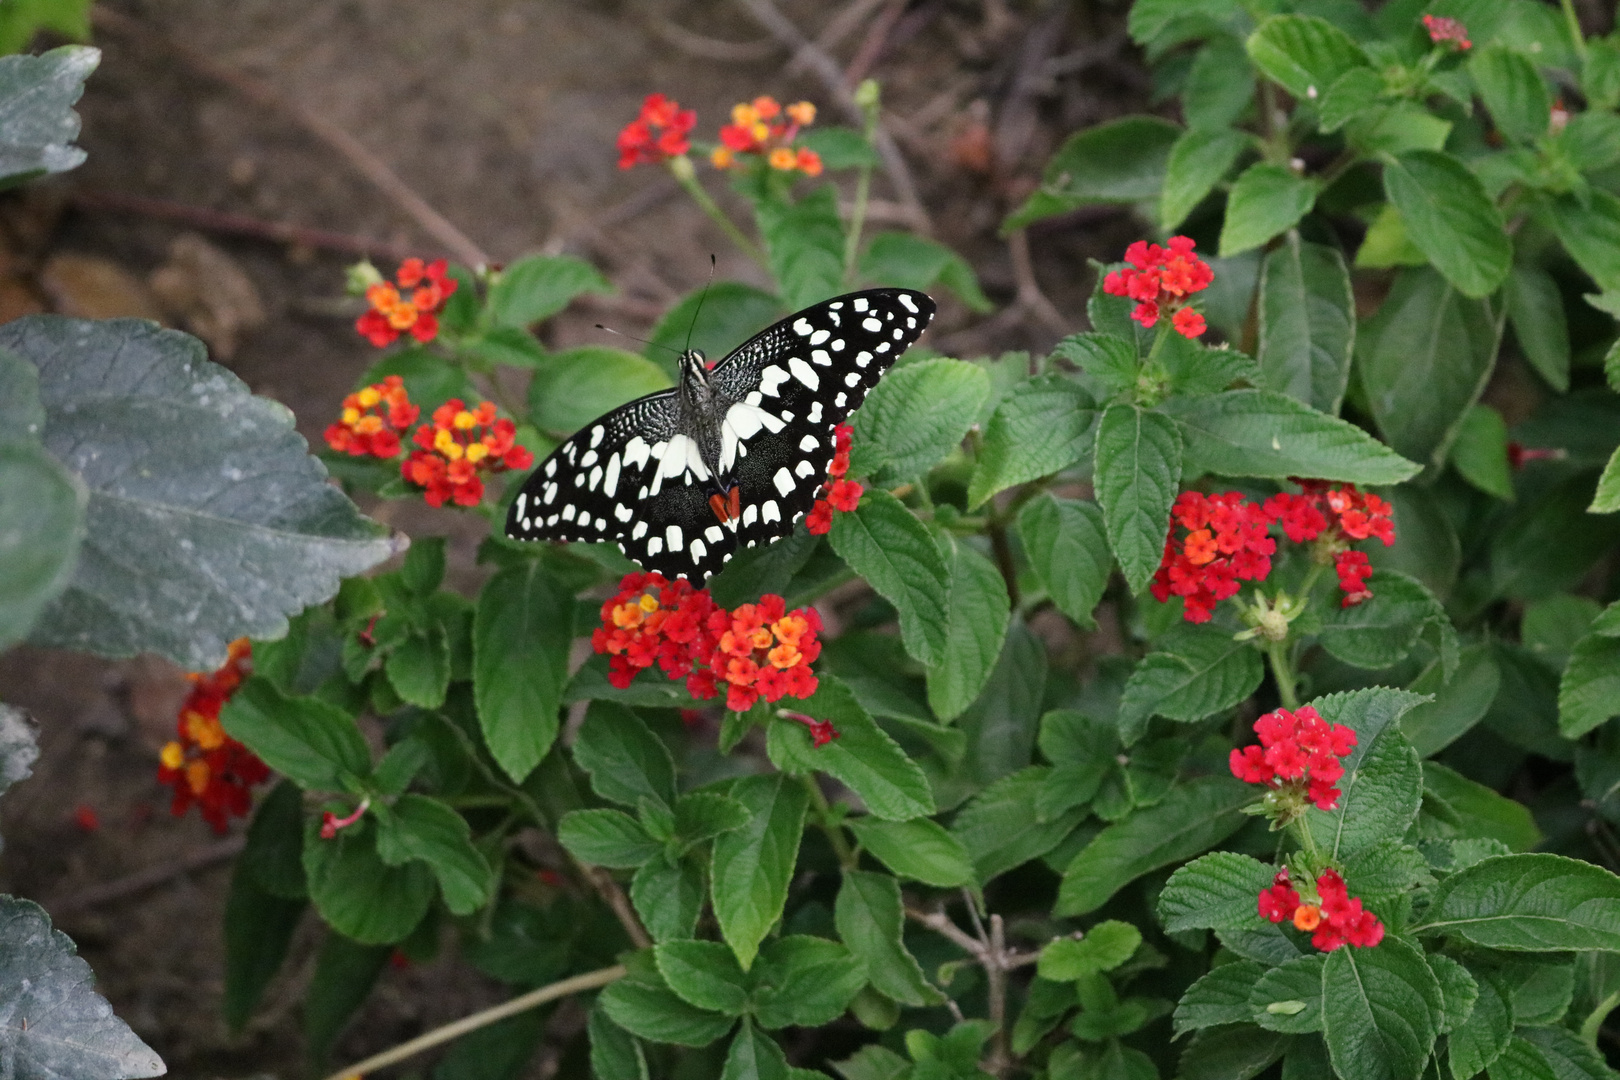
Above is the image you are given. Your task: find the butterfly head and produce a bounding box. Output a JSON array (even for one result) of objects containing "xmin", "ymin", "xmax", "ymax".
[{"xmin": 678, "ymin": 349, "xmax": 711, "ymax": 387}]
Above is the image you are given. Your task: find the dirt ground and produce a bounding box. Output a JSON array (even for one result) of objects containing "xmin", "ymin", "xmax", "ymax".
[{"xmin": 0, "ymin": 0, "xmax": 1169, "ymax": 1076}]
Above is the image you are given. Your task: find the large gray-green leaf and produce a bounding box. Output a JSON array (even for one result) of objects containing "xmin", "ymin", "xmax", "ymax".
[
  {"xmin": 0, "ymin": 703, "xmax": 39, "ymax": 804},
  {"xmin": 3, "ymin": 317, "xmax": 398, "ymax": 669},
  {"xmin": 1355, "ymin": 266, "xmax": 1503, "ymax": 470},
  {"xmin": 0, "ymin": 437, "xmax": 83, "ymax": 649},
  {"xmin": 0, "ymin": 896, "xmax": 166, "ymax": 1078},
  {"xmin": 1257, "ymin": 236, "xmax": 1355, "ymax": 414},
  {"xmin": 0, "ymin": 46, "xmax": 97, "ymax": 186}
]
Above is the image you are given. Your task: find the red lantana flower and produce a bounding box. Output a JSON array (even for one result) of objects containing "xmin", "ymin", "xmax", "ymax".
[
  {"xmin": 1229, "ymin": 704, "xmax": 1357, "ymax": 811},
  {"xmin": 1422, "ymin": 14, "xmax": 1471, "ymax": 50},
  {"xmin": 1259, "ymin": 868, "xmax": 1385, "ymax": 951},
  {"xmin": 618, "ymin": 93, "xmax": 697, "ymax": 169},
  {"xmin": 157, "ymin": 639, "xmax": 270, "ymax": 834},
  {"xmin": 324, "ymin": 375, "xmax": 420, "ymax": 459},
  {"xmin": 709, "ymin": 595, "xmax": 822, "ymax": 712},
  {"xmin": 712, "ymin": 96, "xmax": 822, "ymax": 176},
  {"xmin": 1102, "ymin": 236, "xmax": 1214, "ymax": 338},
  {"xmin": 1263, "ymin": 481, "xmax": 1395, "ymax": 607},
  {"xmin": 357, "ymin": 258, "xmax": 458, "ymax": 347},
  {"xmin": 1151, "ymin": 491, "xmax": 1277, "ymax": 622},
  {"xmin": 402, "ymin": 399, "xmax": 534, "ymax": 507},
  {"xmin": 806, "ymin": 424, "xmax": 862, "ymax": 536}
]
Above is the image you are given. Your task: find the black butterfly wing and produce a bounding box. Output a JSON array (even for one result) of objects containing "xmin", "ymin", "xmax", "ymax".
[
  {"xmin": 708, "ymin": 288, "xmax": 936, "ymax": 547},
  {"xmin": 505, "ymin": 390, "xmax": 735, "ymax": 582}
]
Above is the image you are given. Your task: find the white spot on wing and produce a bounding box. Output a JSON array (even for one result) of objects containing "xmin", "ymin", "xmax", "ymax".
[
  {"xmin": 788, "ymin": 356, "xmax": 819, "ymax": 390},
  {"xmin": 763, "ymin": 500, "xmax": 781, "ymax": 523},
  {"xmin": 742, "ymin": 503, "xmax": 758, "ymax": 527},
  {"xmin": 809, "ymin": 328, "xmax": 830, "ymax": 346},
  {"xmin": 690, "ymin": 538, "xmax": 707, "ymax": 562},
  {"xmin": 590, "ymin": 425, "xmax": 605, "ymax": 448},
  {"xmin": 899, "ymin": 293, "xmax": 918, "ymax": 313},
  {"xmin": 793, "ymin": 317, "xmax": 813, "ymax": 336},
  {"xmin": 836, "ymin": 392, "xmax": 847, "ymax": 407},
  {"xmin": 853, "ymin": 297, "xmax": 869, "ymax": 312},
  {"xmin": 809, "ymin": 400, "xmax": 823, "ymax": 423},
  {"xmin": 863, "ymin": 316, "xmax": 882, "ymax": 332},
  {"xmin": 544, "ymin": 458, "xmax": 557, "ymax": 477},
  {"xmin": 811, "ymin": 349, "xmax": 832, "ymax": 366},
  {"xmin": 604, "ymin": 453, "xmax": 621, "ymax": 496},
  {"xmin": 666, "ymin": 525, "xmax": 684, "ymax": 552},
  {"xmin": 799, "ymin": 434, "xmax": 819, "ymax": 452},
  {"xmin": 615, "ymin": 503, "xmax": 633, "ymax": 522},
  {"xmin": 759, "ymin": 366, "xmax": 791, "ymax": 396},
  {"xmin": 705, "ymin": 525, "xmax": 723, "ymax": 543},
  {"xmin": 562, "ymin": 505, "xmax": 576, "ymax": 521},
  {"xmin": 647, "ymin": 536, "xmax": 663, "ymax": 555},
  {"xmin": 632, "ymin": 521, "xmax": 648, "ymax": 539},
  {"xmin": 795, "ymin": 459, "xmax": 815, "ymax": 478},
  {"xmin": 773, "ymin": 467, "xmax": 794, "ymax": 496},
  {"xmin": 845, "ymin": 371, "xmax": 861, "ymax": 387},
  {"xmin": 624, "ymin": 436, "xmax": 650, "ymax": 470},
  {"xmin": 581, "ymin": 449, "xmax": 598, "ymax": 467},
  {"xmin": 589, "ymin": 465, "xmax": 603, "ymax": 489},
  {"xmin": 856, "ymin": 351, "xmax": 873, "ymax": 368}
]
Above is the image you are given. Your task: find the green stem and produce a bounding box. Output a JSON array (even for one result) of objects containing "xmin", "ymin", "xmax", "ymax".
[
  {"xmin": 1560, "ymin": 0, "xmax": 1589, "ymax": 64},
  {"xmin": 1267, "ymin": 638, "xmax": 1300, "ymax": 710},
  {"xmin": 799, "ymin": 773, "xmax": 857, "ymax": 869},
  {"xmin": 669, "ymin": 159, "xmax": 765, "ymax": 264},
  {"xmin": 842, "ymin": 80, "xmax": 883, "ymax": 285}
]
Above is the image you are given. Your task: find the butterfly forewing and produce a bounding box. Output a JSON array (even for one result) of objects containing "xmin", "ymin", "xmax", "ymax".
[{"xmin": 507, "ymin": 287, "xmax": 936, "ymax": 582}]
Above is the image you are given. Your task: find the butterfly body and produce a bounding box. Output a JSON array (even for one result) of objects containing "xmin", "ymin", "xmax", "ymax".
[{"xmin": 507, "ymin": 287, "xmax": 935, "ymax": 582}]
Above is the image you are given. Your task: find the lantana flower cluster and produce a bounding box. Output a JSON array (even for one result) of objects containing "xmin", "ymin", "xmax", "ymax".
[
  {"xmin": 1101, "ymin": 236, "xmax": 1213, "ymax": 338},
  {"xmin": 403, "ymin": 399, "xmax": 535, "ymax": 508},
  {"xmin": 1151, "ymin": 491, "xmax": 1277, "ymax": 623},
  {"xmin": 617, "ymin": 92, "xmax": 697, "ymax": 169},
  {"xmin": 713, "ymin": 96, "xmax": 822, "ymax": 175},
  {"xmin": 593, "ymin": 572, "xmax": 826, "ymax": 717},
  {"xmin": 1264, "ymin": 481, "xmax": 1395, "ymax": 607},
  {"xmin": 806, "ymin": 424, "xmax": 863, "ymax": 535},
  {"xmin": 355, "ymin": 258, "xmax": 458, "ymax": 348},
  {"xmin": 324, "ymin": 375, "xmax": 419, "ymax": 459},
  {"xmin": 1422, "ymin": 14, "xmax": 1471, "ymax": 50},
  {"xmin": 1229, "ymin": 704, "xmax": 1357, "ymax": 812},
  {"xmin": 1259, "ymin": 867, "xmax": 1384, "ymax": 950},
  {"xmin": 157, "ymin": 639, "xmax": 270, "ymax": 834}
]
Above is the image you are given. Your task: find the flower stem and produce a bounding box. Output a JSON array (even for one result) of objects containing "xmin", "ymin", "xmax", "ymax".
[
  {"xmin": 1267, "ymin": 638, "xmax": 1300, "ymax": 711},
  {"xmin": 1561, "ymin": 0, "xmax": 1589, "ymax": 63},
  {"xmin": 842, "ymin": 80, "xmax": 883, "ymax": 285},
  {"xmin": 799, "ymin": 772, "xmax": 857, "ymax": 869},
  {"xmin": 669, "ymin": 158, "xmax": 765, "ymax": 264}
]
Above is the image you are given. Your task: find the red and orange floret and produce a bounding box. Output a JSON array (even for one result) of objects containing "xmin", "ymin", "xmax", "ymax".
[
  {"xmin": 1264, "ymin": 481, "xmax": 1394, "ymax": 607},
  {"xmin": 1102, "ymin": 236, "xmax": 1213, "ymax": 338},
  {"xmin": 1259, "ymin": 868, "xmax": 1384, "ymax": 950},
  {"xmin": 157, "ymin": 639, "xmax": 270, "ymax": 834},
  {"xmin": 713, "ymin": 96, "xmax": 822, "ymax": 176},
  {"xmin": 356, "ymin": 258, "xmax": 458, "ymax": 348},
  {"xmin": 806, "ymin": 424, "xmax": 862, "ymax": 535},
  {"xmin": 618, "ymin": 93, "xmax": 697, "ymax": 169},
  {"xmin": 402, "ymin": 399, "xmax": 535, "ymax": 508},
  {"xmin": 1151, "ymin": 491, "xmax": 1276, "ymax": 624},
  {"xmin": 324, "ymin": 375, "xmax": 419, "ymax": 459}
]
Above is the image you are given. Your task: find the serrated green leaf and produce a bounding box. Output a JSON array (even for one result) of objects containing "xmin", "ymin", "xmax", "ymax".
[
  {"xmin": 1162, "ymin": 127, "xmax": 1250, "ymax": 232},
  {"xmin": 599, "ymin": 963, "xmax": 735, "ymax": 1048},
  {"xmin": 487, "ymin": 253, "xmax": 612, "ymax": 329},
  {"xmin": 1318, "ymin": 570, "xmax": 1452, "ymax": 672},
  {"xmin": 1544, "ymin": 190, "xmax": 1620, "ymax": 295},
  {"xmin": 529, "ymin": 346, "xmax": 670, "ymax": 435},
  {"xmin": 473, "ymin": 560, "xmax": 571, "ymax": 783},
  {"xmin": 1450, "ymin": 403, "xmax": 1514, "ymax": 500},
  {"xmin": 1257, "ymin": 236, "xmax": 1355, "ymax": 415},
  {"xmin": 1558, "ymin": 627, "xmax": 1620, "ymax": 738},
  {"xmin": 374, "ymin": 794, "xmax": 495, "ymax": 916},
  {"xmin": 655, "ymin": 940, "xmax": 749, "ymax": 1016},
  {"xmin": 1037, "ymin": 921, "xmax": 1141, "ymax": 982},
  {"xmin": 558, "ymin": 809, "xmax": 661, "ymax": 869},
  {"xmin": 1116, "ymin": 624, "xmax": 1264, "ymax": 744},
  {"xmin": 222, "ymin": 860, "xmax": 303, "ymax": 1033},
  {"xmin": 1383, "ymin": 151, "xmax": 1511, "ymax": 299},
  {"xmin": 1003, "ymin": 116, "xmax": 1181, "ymax": 230},
  {"xmin": 845, "ymin": 817, "xmax": 972, "ymax": 888},
  {"xmin": 722, "ymin": 1021, "xmax": 791, "ymax": 1080},
  {"xmin": 220, "ymin": 678, "xmax": 370, "ymax": 792},
  {"xmin": 302, "ymin": 817, "xmax": 434, "ymax": 944},
  {"xmin": 1183, "ymin": 34, "xmax": 1255, "ymax": 131},
  {"xmin": 951, "ymin": 766, "xmax": 1087, "ymax": 884},
  {"xmin": 1246, "ymin": 15, "xmax": 1370, "ymax": 101},
  {"xmin": 827, "ymin": 489, "xmax": 949, "ymax": 666},
  {"xmin": 574, "ymin": 700, "xmax": 677, "ymax": 811},
  {"xmin": 836, "ymin": 870, "xmax": 943, "ymax": 1007},
  {"xmin": 1174, "ymin": 962, "xmax": 1266, "ymax": 1037},
  {"xmin": 858, "ymin": 232, "xmax": 990, "ymax": 313},
  {"xmin": 240, "ymin": 779, "xmax": 307, "ymax": 900},
  {"xmin": 304, "ymin": 933, "xmax": 390, "ymax": 1062},
  {"xmin": 1054, "ymin": 332, "xmax": 1137, "ymax": 401},
  {"xmin": 926, "ymin": 538, "xmax": 1010, "ymax": 723},
  {"xmin": 1094, "ymin": 405, "xmax": 1181, "ymax": 595},
  {"xmin": 1401, "ymin": 644, "xmax": 1499, "ymax": 759},
  {"xmin": 0, "ymin": 45, "xmax": 96, "ymax": 185},
  {"xmin": 1179, "ymin": 1023, "xmax": 1286, "ymax": 1080},
  {"xmin": 850, "ymin": 357, "xmax": 988, "ymax": 483},
  {"xmin": 1018, "ymin": 495, "xmax": 1111, "ymax": 630},
  {"xmin": 385, "ymin": 625, "xmax": 449, "ymax": 708},
  {"xmin": 1301, "ymin": 689, "xmax": 1427, "ymax": 860},
  {"xmin": 589, "ymin": 1003, "xmax": 648, "ymax": 1080},
  {"xmin": 955, "ymin": 618, "xmax": 1047, "ymax": 785},
  {"xmin": 1506, "ymin": 264, "xmax": 1570, "ymax": 393},
  {"xmin": 758, "ymin": 186, "xmax": 844, "ymax": 311},
  {"xmin": 1494, "ymin": 1025, "xmax": 1615, "ymax": 1080},
  {"xmin": 1322, "ymin": 937, "xmax": 1441, "ymax": 1080},
  {"xmin": 4, "ymin": 317, "xmax": 397, "ymax": 669},
  {"xmin": 1057, "ymin": 776, "xmax": 1253, "ymax": 916},
  {"xmin": 1355, "ymin": 267, "xmax": 1503, "ymax": 469},
  {"xmin": 1418, "ymin": 853, "xmax": 1620, "ymax": 951},
  {"xmin": 1158, "ymin": 851, "xmax": 1276, "ymax": 931},
  {"xmin": 1425, "ymin": 953, "xmax": 1477, "ymax": 1035},
  {"xmin": 632, "ymin": 851, "xmax": 703, "ymax": 944},
  {"xmin": 797, "ymin": 125, "xmax": 879, "ymax": 169},
  {"xmin": 712, "ymin": 774, "xmax": 807, "ymax": 970},
  {"xmin": 1591, "ymin": 446, "xmax": 1620, "ymax": 514},
  {"xmin": 1355, "ymin": 203, "xmax": 1429, "ymax": 270},
  {"xmin": 1319, "ymin": 67, "xmax": 1386, "ymax": 132},
  {"xmin": 967, "ymin": 375, "xmax": 1097, "ymax": 508},
  {"xmin": 1471, "ymin": 44, "xmax": 1551, "ymax": 144},
  {"xmin": 750, "ymin": 936, "xmax": 867, "ymax": 1029},
  {"xmin": 1219, "ymin": 163, "xmax": 1318, "ymax": 258},
  {"xmin": 1250, "ymin": 955, "xmax": 1325, "ymax": 1034},
  {"xmin": 1423, "ymin": 761, "xmax": 1542, "ymax": 852}
]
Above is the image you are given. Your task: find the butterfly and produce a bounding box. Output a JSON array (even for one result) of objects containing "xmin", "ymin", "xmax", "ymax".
[{"xmin": 506, "ymin": 287, "xmax": 936, "ymax": 583}]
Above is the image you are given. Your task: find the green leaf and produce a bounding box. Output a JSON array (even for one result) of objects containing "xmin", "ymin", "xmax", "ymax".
[
  {"xmin": 1003, "ymin": 116, "xmax": 1181, "ymax": 230},
  {"xmin": 723, "ymin": 1021, "xmax": 791, "ymax": 1080},
  {"xmin": 1559, "ymin": 627, "xmax": 1620, "ymax": 738},
  {"xmin": 1037, "ymin": 921, "xmax": 1142, "ymax": 981},
  {"xmin": 1094, "ymin": 405, "xmax": 1181, "ymax": 595},
  {"xmin": 529, "ymin": 346, "xmax": 670, "ymax": 435},
  {"xmin": 797, "ymin": 125, "xmax": 879, "ymax": 169},
  {"xmin": 1128, "ymin": 0, "xmax": 1238, "ymax": 44},
  {"xmin": 951, "ymin": 766, "xmax": 1088, "ymax": 883},
  {"xmin": 845, "ymin": 817, "xmax": 973, "ymax": 888},
  {"xmin": 1319, "ymin": 67, "xmax": 1386, "ymax": 132},
  {"xmin": 222, "ymin": 863, "xmax": 304, "ymax": 1034},
  {"xmin": 0, "ymin": 896, "xmax": 165, "ymax": 1077},
  {"xmin": 1382, "ymin": 151, "xmax": 1512, "ymax": 299},
  {"xmin": 1322, "ymin": 937, "xmax": 1441, "ymax": 1080},
  {"xmin": 1116, "ymin": 624, "xmax": 1264, "ymax": 743},
  {"xmin": 1470, "ymin": 44, "xmax": 1551, "ymax": 144},
  {"xmin": 711, "ymin": 774, "xmax": 807, "ymax": 970},
  {"xmin": 1057, "ymin": 776, "xmax": 1254, "ymax": 916},
  {"xmin": 487, "ymin": 253, "xmax": 612, "ymax": 329},
  {"xmin": 574, "ymin": 701, "xmax": 677, "ymax": 811},
  {"xmin": 1317, "ymin": 571, "xmax": 1452, "ymax": 672},
  {"xmin": 1355, "ymin": 204, "xmax": 1429, "ymax": 271},
  {"xmin": 1354, "ymin": 267, "xmax": 1503, "ymax": 469},
  {"xmin": 765, "ymin": 673, "xmax": 933, "ymax": 821},
  {"xmin": 1161, "ymin": 127, "xmax": 1250, "ymax": 232},
  {"xmin": 1450, "ymin": 404, "xmax": 1515, "ymax": 500},
  {"xmin": 751, "ymin": 936, "xmax": 867, "ymax": 1029},
  {"xmin": 707, "ymin": 527, "xmax": 820, "ymax": 609},
  {"xmin": 1493, "ymin": 1026, "xmax": 1616, "ymax": 1080},
  {"xmin": 599, "ymin": 960, "xmax": 735, "ymax": 1048},
  {"xmin": 955, "ymin": 619, "xmax": 1048, "ymax": 786},
  {"xmin": 836, "ymin": 870, "xmax": 943, "ymax": 1007},
  {"xmin": 926, "ymin": 538, "xmax": 1010, "ymax": 723},
  {"xmin": 1491, "ymin": 474, "xmax": 1620, "ymax": 599},
  {"xmin": 0, "ymin": 45, "xmax": 96, "ymax": 185},
  {"xmin": 558, "ymin": 809, "xmax": 661, "ymax": 869},
  {"xmin": 1506, "ymin": 265, "xmax": 1571, "ymax": 393},
  {"xmin": 1250, "ymin": 954, "xmax": 1325, "ymax": 1033},
  {"xmin": 675, "ymin": 792, "xmax": 751, "ymax": 847},
  {"xmin": 1446, "ymin": 972, "xmax": 1511, "ymax": 1079},
  {"xmin": 1590, "ymin": 446, "xmax": 1620, "ymax": 514},
  {"xmin": 356, "ymin": 344, "xmax": 477, "ymax": 415},
  {"xmin": 1054, "ymin": 332, "xmax": 1137, "ymax": 401},
  {"xmin": 648, "ymin": 283, "xmax": 783, "ymax": 375},
  {"xmin": 1218, "ymin": 163, "xmax": 1318, "ymax": 258},
  {"xmin": 1183, "ymin": 35, "xmax": 1255, "ymax": 132},
  {"xmin": 240, "ymin": 779, "xmax": 307, "ymax": 899},
  {"xmin": 1164, "ymin": 389, "xmax": 1421, "ymax": 485},
  {"xmin": 1018, "ymin": 495, "xmax": 1111, "ymax": 630},
  {"xmin": 1246, "ymin": 15, "xmax": 1370, "ymax": 101},
  {"xmin": 758, "ymin": 185, "xmax": 844, "ymax": 312},
  {"xmin": 374, "ymin": 794, "xmax": 495, "ymax": 916},
  {"xmin": 1179, "ymin": 1024, "xmax": 1286, "ymax": 1080},
  {"xmin": 1158, "ymin": 851, "xmax": 1277, "ymax": 934},
  {"xmin": 656, "ymin": 940, "xmax": 750, "ymax": 1016},
  {"xmin": 1544, "ymin": 190, "xmax": 1620, "ymax": 294},
  {"xmin": 1425, "ymin": 953, "xmax": 1477, "ymax": 1035},
  {"xmin": 589, "ymin": 1003, "xmax": 648, "ymax": 1080},
  {"xmin": 1422, "ymin": 762, "xmax": 1542, "ymax": 852},
  {"xmin": 220, "ymin": 678, "xmax": 370, "ymax": 791},
  {"xmin": 967, "ymin": 374, "xmax": 1097, "ymax": 508},
  {"xmin": 0, "ymin": 436, "xmax": 83, "ymax": 649},
  {"xmin": 302, "ymin": 817, "xmax": 434, "ymax": 944},
  {"xmin": 1257, "ymin": 236, "xmax": 1355, "ymax": 414},
  {"xmin": 304, "ymin": 933, "xmax": 391, "ymax": 1062},
  {"xmin": 1175, "ymin": 962, "xmax": 1266, "ymax": 1036},
  {"xmin": 1301, "ymin": 689, "xmax": 1427, "ymax": 860},
  {"xmin": 858, "ymin": 232, "xmax": 991, "ymax": 313},
  {"xmin": 473, "ymin": 560, "xmax": 572, "ymax": 783},
  {"xmin": 1419, "ymin": 853, "xmax": 1620, "ymax": 951},
  {"xmin": 386, "ymin": 625, "xmax": 449, "ymax": 708},
  {"xmin": 632, "ymin": 851, "xmax": 704, "ymax": 943},
  {"xmin": 4, "ymin": 316, "xmax": 398, "ymax": 669},
  {"xmin": 1401, "ymin": 644, "xmax": 1499, "ymax": 758},
  {"xmin": 850, "ymin": 357, "xmax": 988, "ymax": 483},
  {"xmin": 827, "ymin": 489, "xmax": 949, "ymax": 666}
]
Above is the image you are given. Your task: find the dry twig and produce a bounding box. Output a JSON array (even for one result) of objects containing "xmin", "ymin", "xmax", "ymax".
[{"xmin": 49, "ymin": 835, "xmax": 244, "ymax": 918}]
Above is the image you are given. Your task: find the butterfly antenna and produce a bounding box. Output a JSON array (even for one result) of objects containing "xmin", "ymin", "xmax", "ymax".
[
  {"xmin": 596, "ymin": 324, "xmax": 679, "ymax": 356},
  {"xmin": 684, "ymin": 254, "xmax": 717, "ymax": 355}
]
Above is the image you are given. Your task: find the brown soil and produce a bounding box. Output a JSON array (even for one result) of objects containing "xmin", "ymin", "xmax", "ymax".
[{"xmin": 0, "ymin": 1, "xmax": 1149, "ymax": 1076}]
